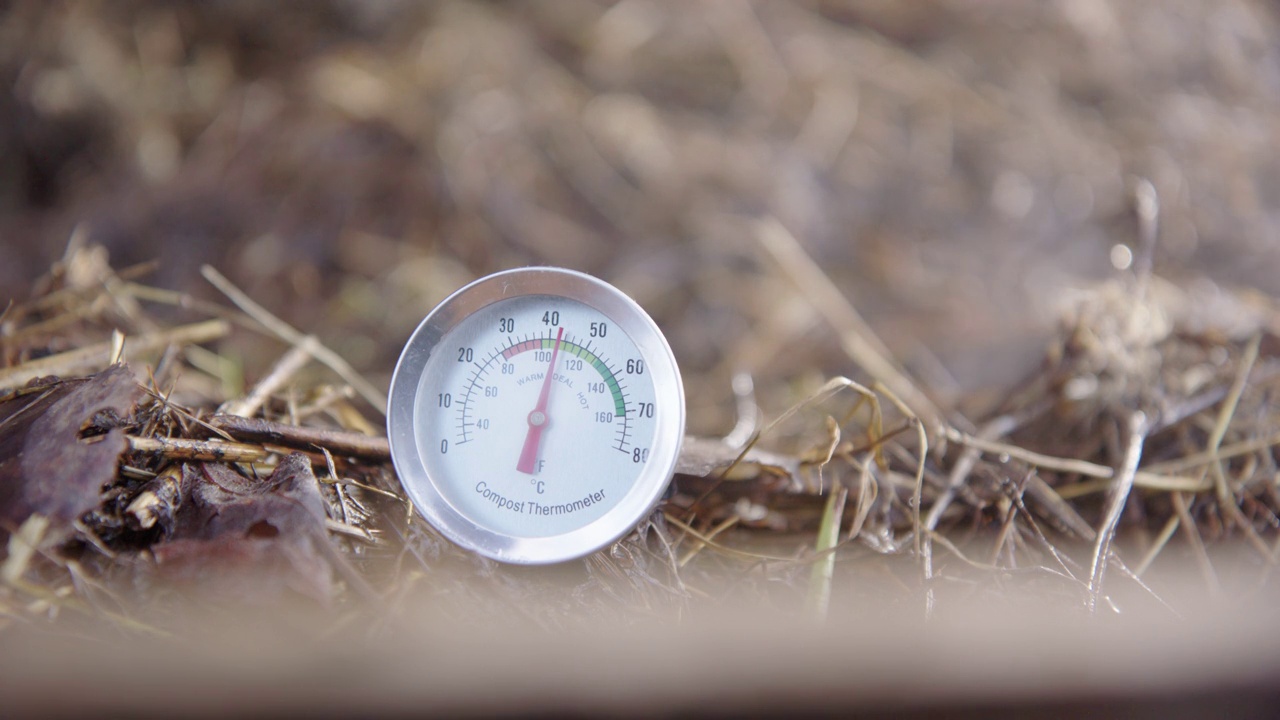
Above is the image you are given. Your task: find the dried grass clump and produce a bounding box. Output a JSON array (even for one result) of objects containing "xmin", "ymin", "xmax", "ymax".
[
  {"xmin": 3, "ymin": 2, "xmax": 1280, "ymax": 649},
  {"xmin": 671, "ymin": 202, "xmax": 1280, "ymax": 622},
  {"xmin": 2, "ymin": 218, "xmax": 1279, "ymax": 639}
]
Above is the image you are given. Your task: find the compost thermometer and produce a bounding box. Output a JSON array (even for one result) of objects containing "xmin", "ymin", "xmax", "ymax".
[{"xmin": 387, "ymin": 267, "xmax": 685, "ymax": 564}]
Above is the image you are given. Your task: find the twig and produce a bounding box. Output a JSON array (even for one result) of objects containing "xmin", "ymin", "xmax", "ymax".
[
  {"xmin": 137, "ymin": 383, "xmax": 236, "ymax": 441},
  {"xmin": 944, "ymin": 426, "xmax": 1206, "ymax": 492},
  {"xmin": 1086, "ymin": 410, "xmax": 1150, "ymax": 614},
  {"xmin": 1023, "ymin": 475, "xmax": 1096, "ymax": 541},
  {"xmin": 319, "ymin": 476, "xmax": 405, "ymax": 502},
  {"xmin": 990, "ymin": 498, "xmax": 1019, "ymax": 568},
  {"xmin": 1171, "ymin": 491, "xmax": 1220, "ymax": 595},
  {"xmin": 200, "ymin": 265, "xmax": 387, "ymax": 414},
  {"xmin": 0, "ymin": 319, "xmax": 229, "ymax": 391},
  {"xmin": 324, "ymin": 517, "xmax": 375, "ymax": 542},
  {"xmin": 677, "ymin": 516, "xmax": 739, "ymax": 567},
  {"xmin": 928, "ymin": 532, "xmax": 1005, "ymax": 572},
  {"xmin": 127, "ymin": 435, "xmax": 268, "ymax": 463},
  {"xmin": 662, "ymin": 513, "xmax": 807, "ymax": 564},
  {"xmin": 680, "ymin": 376, "xmax": 878, "ymax": 516},
  {"xmin": 1133, "ymin": 514, "xmax": 1180, "ymax": 578},
  {"xmin": 294, "ymin": 384, "xmax": 358, "ymax": 421},
  {"xmin": 1144, "ymin": 430, "xmax": 1280, "ymax": 475},
  {"xmin": 209, "ymin": 414, "xmax": 390, "ymax": 461},
  {"xmin": 122, "ymin": 282, "xmax": 265, "ymax": 330},
  {"xmin": 1010, "ymin": 480, "xmax": 1081, "ymax": 583},
  {"xmin": 873, "ymin": 382, "xmax": 927, "ymax": 559},
  {"xmin": 675, "ymin": 435, "xmax": 799, "ymax": 481},
  {"xmin": 220, "ymin": 339, "xmax": 318, "ymax": 418},
  {"xmin": 755, "ymin": 218, "xmax": 945, "ymax": 439},
  {"xmin": 927, "ymin": 416, "xmax": 1020, "ymax": 532},
  {"xmin": 922, "ymin": 414, "xmax": 1018, "ymax": 614},
  {"xmin": 1205, "ymin": 333, "xmax": 1270, "ymax": 558},
  {"xmin": 843, "ymin": 455, "xmax": 877, "ymax": 542}
]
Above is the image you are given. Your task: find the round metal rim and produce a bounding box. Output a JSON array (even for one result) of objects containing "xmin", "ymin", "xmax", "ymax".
[{"xmin": 386, "ymin": 267, "xmax": 685, "ymax": 564}]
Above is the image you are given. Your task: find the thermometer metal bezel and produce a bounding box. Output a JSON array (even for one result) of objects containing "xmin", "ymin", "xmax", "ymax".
[{"xmin": 387, "ymin": 267, "xmax": 685, "ymax": 565}]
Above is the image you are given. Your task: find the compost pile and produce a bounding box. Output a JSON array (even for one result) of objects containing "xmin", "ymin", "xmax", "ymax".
[{"xmin": 3, "ymin": 1, "xmax": 1280, "ymax": 642}]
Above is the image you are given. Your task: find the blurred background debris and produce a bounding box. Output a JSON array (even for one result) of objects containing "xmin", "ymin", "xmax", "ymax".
[{"xmin": 5, "ymin": 1, "xmax": 1280, "ymax": 406}]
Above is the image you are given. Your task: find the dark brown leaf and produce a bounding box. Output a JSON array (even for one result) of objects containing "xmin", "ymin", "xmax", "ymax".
[
  {"xmin": 149, "ymin": 453, "xmax": 334, "ymax": 603},
  {"xmin": 0, "ymin": 365, "xmax": 142, "ymax": 532}
]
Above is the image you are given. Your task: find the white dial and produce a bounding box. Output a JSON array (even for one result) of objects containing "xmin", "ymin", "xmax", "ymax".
[{"xmin": 387, "ymin": 268, "xmax": 684, "ymax": 564}]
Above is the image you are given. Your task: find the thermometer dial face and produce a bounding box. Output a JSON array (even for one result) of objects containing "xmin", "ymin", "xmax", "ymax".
[{"xmin": 387, "ymin": 268, "xmax": 685, "ymax": 564}]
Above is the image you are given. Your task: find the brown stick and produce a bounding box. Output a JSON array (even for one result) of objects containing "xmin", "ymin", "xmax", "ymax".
[
  {"xmin": 209, "ymin": 414, "xmax": 390, "ymax": 461},
  {"xmin": 127, "ymin": 435, "xmax": 268, "ymax": 463}
]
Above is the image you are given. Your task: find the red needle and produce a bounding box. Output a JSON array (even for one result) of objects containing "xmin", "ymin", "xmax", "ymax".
[{"xmin": 517, "ymin": 326, "xmax": 564, "ymax": 475}]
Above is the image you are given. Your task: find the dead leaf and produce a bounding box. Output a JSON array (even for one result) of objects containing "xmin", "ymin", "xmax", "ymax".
[
  {"xmin": 149, "ymin": 453, "xmax": 334, "ymax": 603},
  {"xmin": 0, "ymin": 365, "xmax": 141, "ymax": 534}
]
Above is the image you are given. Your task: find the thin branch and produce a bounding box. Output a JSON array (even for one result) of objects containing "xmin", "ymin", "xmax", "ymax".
[
  {"xmin": 1086, "ymin": 410, "xmax": 1150, "ymax": 614},
  {"xmin": 755, "ymin": 218, "xmax": 945, "ymax": 438},
  {"xmin": 127, "ymin": 435, "xmax": 268, "ymax": 463},
  {"xmin": 944, "ymin": 426, "xmax": 1206, "ymax": 492},
  {"xmin": 209, "ymin": 414, "xmax": 390, "ymax": 461},
  {"xmin": 1172, "ymin": 491, "xmax": 1220, "ymax": 595},
  {"xmin": 200, "ymin": 265, "xmax": 386, "ymax": 414},
  {"xmin": 220, "ymin": 339, "xmax": 318, "ymax": 418},
  {"xmin": 1132, "ymin": 514, "xmax": 1180, "ymax": 578},
  {"xmin": 1205, "ymin": 334, "xmax": 1270, "ymax": 558},
  {"xmin": 0, "ymin": 320, "xmax": 229, "ymax": 391}
]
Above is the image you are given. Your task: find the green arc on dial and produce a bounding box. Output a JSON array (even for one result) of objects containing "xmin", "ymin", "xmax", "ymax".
[{"xmin": 501, "ymin": 337, "xmax": 627, "ymax": 417}]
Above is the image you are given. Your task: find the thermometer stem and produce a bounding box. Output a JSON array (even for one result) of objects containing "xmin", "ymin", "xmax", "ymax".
[{"xmin": 516, "ymin": 326, "xmax": 563, "ymax": 474}]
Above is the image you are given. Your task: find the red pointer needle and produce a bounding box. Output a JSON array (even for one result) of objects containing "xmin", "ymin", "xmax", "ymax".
[{"xmin": 517, "ymin": 327, "xmax": 564, "ymax": 475}]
